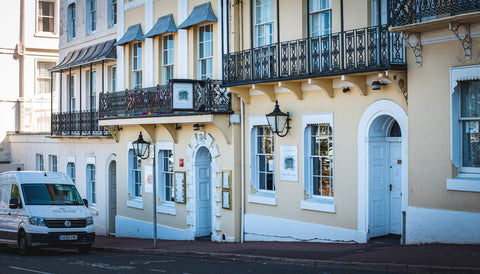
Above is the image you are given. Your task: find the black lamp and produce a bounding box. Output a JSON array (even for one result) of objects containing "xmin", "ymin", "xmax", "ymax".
[
  {"xmin": 132, "ymin": 132, "xmax": 150, "ymax": 159},
  {"xmin": 372, "ymin": 80, "xmax": 382, "ymax": 90},
  {"xmin": 266, "ymin": 100, "xmax": 291, "ymax": 137}
]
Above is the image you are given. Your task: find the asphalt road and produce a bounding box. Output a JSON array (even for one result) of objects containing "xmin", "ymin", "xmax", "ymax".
[{"xmin": 0, "ymin": 246, "xmax": 393, "ymax": 274}]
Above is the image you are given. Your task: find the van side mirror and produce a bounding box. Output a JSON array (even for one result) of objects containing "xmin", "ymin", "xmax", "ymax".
[
  {"xmin": 9, "ymin": 198, "xmax": 21, "ymax": 209},
  {"xmin": 83, "ymin": 199, "xmax": 89, "ymax": 208}
]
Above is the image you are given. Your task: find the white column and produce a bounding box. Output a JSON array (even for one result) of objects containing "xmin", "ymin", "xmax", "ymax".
[
  {"xmin": 117, "ymin": 0, "xmax": 125, "ymax": 91},
  {"xmin": 178, "ymin": 0, "xmax": 189, "ymax": 79},
  {"xmin": 145, "ymin": 0, "xmax": 154, "ymax": 86}
]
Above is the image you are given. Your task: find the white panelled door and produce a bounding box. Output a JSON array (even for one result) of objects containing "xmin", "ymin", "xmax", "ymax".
[
  {"xmin": 369, "ymin": 141, "xmax": 388, "ymax": 237},
  {"xmin": 389, "ymin": 141, "xmax": 402, "ymax": 234}
]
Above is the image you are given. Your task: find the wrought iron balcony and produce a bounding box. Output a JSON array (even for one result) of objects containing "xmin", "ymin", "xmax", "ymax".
[
  {"xmin": 98, "ymin": 79, "xmax": 232, "ymax": 119},
  {"xmin": 389, "ymin": 0, "xmax": 480, "ymax": 27},
  {"xmin": 51, "ymin": 110, "xmax": 110, "ymax": 136},
  {"xmin": 222, "ymin": 25, "xmax": 406, "ymax": 86}
]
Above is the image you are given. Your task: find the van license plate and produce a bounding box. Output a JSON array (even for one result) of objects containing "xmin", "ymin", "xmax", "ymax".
[{"xmin": 59, "ymin": 235, "xmax": 78, "ymax": 240}]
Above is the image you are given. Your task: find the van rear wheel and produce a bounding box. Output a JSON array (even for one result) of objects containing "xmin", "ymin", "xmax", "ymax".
[{"xmin": 18, "ymin": 231, "xmax": 31, "ymax": 256}]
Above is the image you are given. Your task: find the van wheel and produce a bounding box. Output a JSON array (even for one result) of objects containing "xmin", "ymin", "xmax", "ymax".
[
  {"xmin": 78, "ymin": 245, "xmax": 91, "ymax": 254},
  {"xmin": 18, "ymin": 231, "xmax": 31, "ymax": 256}
]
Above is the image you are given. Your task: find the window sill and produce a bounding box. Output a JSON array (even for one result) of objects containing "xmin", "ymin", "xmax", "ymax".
[
  {"xmin": 301, "ymin": 197, "xmax": 336, "ymax": 213},
  {"xmin": 447, "ymin": 175, "xmax": 480, "ymax": 192},
  {"xmin": 127, "ymin": 199, "xmax": 144, "ymax": 209},
  {"xmin": 34, "ymin": 32, "xmax": 58, "ymax": 39},
  {"xmin": 157, "ymin": 202, "xmax": 176, "ymax": 215},
  {"xmin": 248, "ymin": 192, "xmax": 277, "ymax": 206}
]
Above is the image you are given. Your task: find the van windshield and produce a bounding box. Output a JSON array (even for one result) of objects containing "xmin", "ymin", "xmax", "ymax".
[{"xmin": 21, "ymin": 184, "xmax": 84, "ymax": 205}]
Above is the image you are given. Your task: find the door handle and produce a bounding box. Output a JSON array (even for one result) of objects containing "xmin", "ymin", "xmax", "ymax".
[
  {"xmin": 8, "ymin": 212, "xmax": 12, "ymax": 215},
  {"xmin": 389, "ymin": 184, "xmax": 392, "ymax": 191}
]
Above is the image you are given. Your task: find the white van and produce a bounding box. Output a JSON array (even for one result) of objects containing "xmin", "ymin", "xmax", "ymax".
[{"xmin": 0, "ymin": 171, "xmax": 95, "ymax": 255}]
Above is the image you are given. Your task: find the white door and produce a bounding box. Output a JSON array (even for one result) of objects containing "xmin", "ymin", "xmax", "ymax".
[
  {"xmin": 195, "ymin": 148, "xmax": 211, "ymax": 237},
  {"xmin": 369, "ymin": 141, "xmax": 388, "ymax": 237},
  {"xmin": 389, "ymin": 142, "xmax": 402, "ymax": 234}
]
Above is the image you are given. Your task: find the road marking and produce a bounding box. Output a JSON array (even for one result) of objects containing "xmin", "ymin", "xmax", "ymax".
[
  {"xmin": 8, "ymin": 266, "xmax": 53, "ymax": 274},
  {"xmin": 149, "ymin": 269, "xmax": 167, "ymax": 272}
]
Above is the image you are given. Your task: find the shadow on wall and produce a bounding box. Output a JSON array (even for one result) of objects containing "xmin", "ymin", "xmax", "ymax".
[{"xmin": 0, "ymin": 135, "xmax": 24, "ymax": 173}]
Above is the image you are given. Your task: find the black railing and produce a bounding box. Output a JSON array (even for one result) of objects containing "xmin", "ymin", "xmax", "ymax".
[
  {"xmin": 99, "ymin": 79, "xmax": 232, "ymax": 118},
  {"xmin": 51, "ymin": 110, "xmax": 110, "ymax": 136},
  {"xmin": 389, "ymin": 0, "xmax": 480, "ymax": 27},
  {"xmin": 223, "ymin": 25, "xmax": 406, "ymax": 86}
]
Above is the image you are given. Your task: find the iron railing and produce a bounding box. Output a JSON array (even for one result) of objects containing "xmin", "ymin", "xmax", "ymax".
[
  {"xmin": 99, "ymin": 79, "xmax": 232, "ymax": 118},
  {"xmin": 222, "ymin": 25, "xmax": 406, "ymax": 86},
  {"xmin": 51, "ymin": 110, "xmax": 110, "ymax": 136},
  {"xmin": 389, "ymin": 0, "xmax": 480, "ymax": 27}
]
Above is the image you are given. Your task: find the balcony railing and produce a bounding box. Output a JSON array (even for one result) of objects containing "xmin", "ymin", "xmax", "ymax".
[
  {"xmin": 99, "ymin": 79, "xmax": 232, "ymax": 119},
  {"xmin": 222, "ymin": 25, "xmax": 406, "ymax": 86},
  {"xmin": 51, "ymin": 110, "xmax": 110, "ymax": 136},
  {"xmin": 389, "ymin": 0, "xmax": 480, "ymax": 27}
]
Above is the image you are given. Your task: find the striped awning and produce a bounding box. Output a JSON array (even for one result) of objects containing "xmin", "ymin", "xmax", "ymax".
[{"xmin": 50, "ymin": 39, "xmax": 116, "ymax": 72}]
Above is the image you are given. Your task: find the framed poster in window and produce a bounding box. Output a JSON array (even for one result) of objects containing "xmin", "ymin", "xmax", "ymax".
[
  {"xmin": 222, "ymin": 170, "xmax": 231, "ymax": 189},
  {"xmin": 222, "ymin": 190, "xmax": 231, "ymax": 210},
  {"xmin": 280, "ymin": 145, "xmax": 298, "ymax": 182},
  {"xmin": 172, "ymin": 79, "xmax": 195, "ymax": 110},
  {"xmin": 174, "ymin": 171, "xmax": 186, "ymax": 203}
]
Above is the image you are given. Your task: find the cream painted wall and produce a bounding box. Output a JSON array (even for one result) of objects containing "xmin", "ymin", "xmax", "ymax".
[
  {"xmin": 407, "ymin": 37, "xmax": 480, "ymax": 213},
  {"xmin": 244, "ymin": 84, "xmax": 406, "ymax": 230},
  {"xmin": 342, "ymin": 0, "xmax": 369, "ymax": 31}
]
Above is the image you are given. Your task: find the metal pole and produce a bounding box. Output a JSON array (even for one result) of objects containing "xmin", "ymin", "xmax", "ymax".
[
  {"xmin": 152, "ymin": 144, "xmax": 157, "ymax": 248},
  {"xmin": 50, "ymin": 71, "xmax": 53, "ymax": 136}
]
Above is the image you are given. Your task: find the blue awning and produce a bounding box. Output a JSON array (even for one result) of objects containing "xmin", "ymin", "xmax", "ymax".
[
  {"xmin": 144, "ymin": 14, "xmax": 177, "ymax": 38},
  {"xmin": 178, "ymin": 2, "xmax": 217, "ymax": 29},
  {"xmin": 49, "ymin": 39, "xmax": 117, "ymax": 72},
  {"xmin": 114, "ymin": 24, "xmax": 145, "ymax": 46}
]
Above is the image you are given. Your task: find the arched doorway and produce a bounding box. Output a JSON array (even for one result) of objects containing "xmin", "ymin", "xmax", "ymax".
[
  {"xmin": 368, "ymin": 117, "xmax": 402, "ymax": 238},
  {"xmin": 108, "ymin": 160, "xmax": 116, "ymax": 236},
  {"xmin": 195, "ymin": 147, "xmax": 212, "ymax": 237}
]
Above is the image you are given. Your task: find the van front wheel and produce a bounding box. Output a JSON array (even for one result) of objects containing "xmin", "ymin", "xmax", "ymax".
[{"xmin": 18, "ymin": 231, "xmax": 31, "ymax": 256}]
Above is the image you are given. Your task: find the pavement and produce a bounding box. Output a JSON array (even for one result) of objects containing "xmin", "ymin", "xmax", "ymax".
[{"xmin": 92, "ymin": 236, "xmax": 480, "ymax": 273}]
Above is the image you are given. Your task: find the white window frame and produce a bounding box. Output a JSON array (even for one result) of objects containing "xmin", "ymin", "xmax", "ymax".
[
  {"xmin": 36, "ymin": 154, "xmax": 44, "ymax": 171},
  {"xmin": 254, "ymin": 0, "xmax": 274, "ymax": 47},
  {"xmin": 371, "ymin": 0, "xmax": 387, "ymax": 26},
  {"xmin": 67, "ymin": 2, "xmax": 76, "ymax": 40},
  {"xmin": 447, "ymin": 65, "xmax": 480, "ymax": 192},
  {"xmin": 67, "ymin": 162, "xmax": 76, "ymax": 184},
  {"xmin": 48, "ymin": 155, "xmax": 57, "ymax": 172},
  {"xmin": 36, "ymin": 61, "xmax": 56, "ymax": 95},
  {"xmin": 301, "ymin": 113, "xmax": 336, "ymax": 213},
  {"xmin": 108, "ymin": 0, "xmax": 117, "ymax": 28},
  {"xmin": 156, "ymin": 142, "xmax": 176, "ymax": 215},
  {"xmin": 310, "ymin": 0, "xmax": 332, "ymax": 37},
  {"xmin": 109, "ymin": 66, "xmax": 117, "ymax": 92},
  {"xmin": 248, "ymin": 116, "xmax": 277, "ymax": 205},
  {"xmin": 37, "ymin": 0, "xmax": 56, "ymax": 34},
  {"xmin": 162, "ymin": 34, "xmax": 174, "ymax": 84},
  {"xmin": 87, "ymin": 70, "xmax": 96, "ymax": 110},
  {"xmin": 86, "ymin": 164, "xmax": 96, "ymax": 206},
  {"xmin": 132, "ymin": 42, "xmax": 142, "ymax": 89},
  {"xmin": 86, "ymin": 0, "xmax": 96, "ymax": 34},
  {"xmin": 127, "ymin": 142, "xmax": 144, "ymax": 209},
  {"xmin": 69, "ymin": 74, "xmax": 76, "ymax": 111},
  {"xmin": 198, "ymin": 24, "xmax": 213, "ymax": 80}
]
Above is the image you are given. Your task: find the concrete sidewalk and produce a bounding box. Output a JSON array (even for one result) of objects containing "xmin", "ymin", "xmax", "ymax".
[{"xmin": 92, "ymin": 236, "xmax": 480, "ymax": 273}]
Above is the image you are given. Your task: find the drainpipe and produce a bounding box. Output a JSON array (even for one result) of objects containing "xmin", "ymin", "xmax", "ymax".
[
  {"xmin": 240, "ymin": 97, "xmax": 245, "ymax": 243},
  {"xmin": 18, "ymin": 0, "xmax": 25, "ymax": 132}
]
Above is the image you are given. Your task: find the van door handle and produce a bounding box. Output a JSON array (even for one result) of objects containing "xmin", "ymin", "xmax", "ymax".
[{"xmin": 8, "ymin": 212, "xmax": 12, "ymax": 215}]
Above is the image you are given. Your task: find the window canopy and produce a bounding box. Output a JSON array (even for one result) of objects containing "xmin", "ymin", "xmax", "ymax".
[
  {"xmin": 50, "ymin": 39, "xmax": 117, "ymax": 72},
  {"xmin": 144, "ymin": 14, "xmax": 178, "ymax": 38},
  {"xmin": 114, "ymin": 24, "xmax": 145, "ymax": 46},
  {"xmin": 178, "ymin": 2, "xmax": 217, "ymax": 29}
]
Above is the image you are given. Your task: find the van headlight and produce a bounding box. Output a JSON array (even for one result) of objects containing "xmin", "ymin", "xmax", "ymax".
[
  {"xmin": 86, "ymin": 216, "xmax": 94, "ymax": 226},
  {"xmin": 29, "ymin": 217, "xmax": 47, "ymax": 226}
]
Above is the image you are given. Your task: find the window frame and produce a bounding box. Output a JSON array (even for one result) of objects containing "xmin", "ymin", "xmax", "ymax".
[
  {"xmin": 69, "ymin": 74, "xmax": 76, "ymax": 111},
  {"xmin": 67, "ymin": 162, "xmax": 76, "ymax": 184},
  {"xmin": 110, "ymin": 66, "xmax": 117, "ymax": 92},
  {"xmin": 162, "ymin": 34, "xmax": 174, "ymax": 84},
  {"xmin": 67, "ymin": 3, "xmax": 76, "ymax": 40},
  {"xmin": 48, "ymin": 155, "xmax": 57, "ymax": 172},
  {"xmin": 132, "ymin": 42, "xmax": 142, "ymax": 89},
  {"xmin": 36, "ymin": 61, "xmax": 56, "ymax": 95},
  {"xmin": 370, "ymin": 0, "xmax": 387, "ymax": 26},
  {"xmin": 37, "ymin": 0, "xmax": 56, "ymax": 34},
  {"xmin": 197, "ymin": 24, "xmax": 213, "ymax": 80},
  {"xmin": 301, "ymin": 113, "xmax": 336, "ymax": 213},
  {"xmin": 309, "ymin": 0, "xmax": 332, "ymax": 37},
  {"xmin": 86, "ymin": 0, "xmax": 96, "ymax": 34},
  {"xmin": 127, "ymin": 147, "xmax": 143, "ymax": 207},
  {"xmin": 254, "ymin": 0, "xmax": 274, "ymax": 47},
  {"xmin": 86, "ymin": 164, "xmax": 96, "ymax": 205},
  {"xmin": 36, "ymin": 154, "xmax": 44, "ymax": 171},
  {"xmin": 108, "ymin": 0, "xmax": 117, "ymax": 28},
  {"xmin": 87, "ymin": 70, "xmax": 96, "ymax": 110}
]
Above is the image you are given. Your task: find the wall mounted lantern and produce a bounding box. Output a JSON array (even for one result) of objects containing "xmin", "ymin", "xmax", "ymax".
[
  {"xmin": 132, "ymin": 132, "xmax": 150, "ymax": 159},
  {"xmin": 371, "ymin": 80, "xmax": 384, "ymax": 90},
  {"xmin": 266, "ymin": 100, "xmax": 291, "ymax": 137}
]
